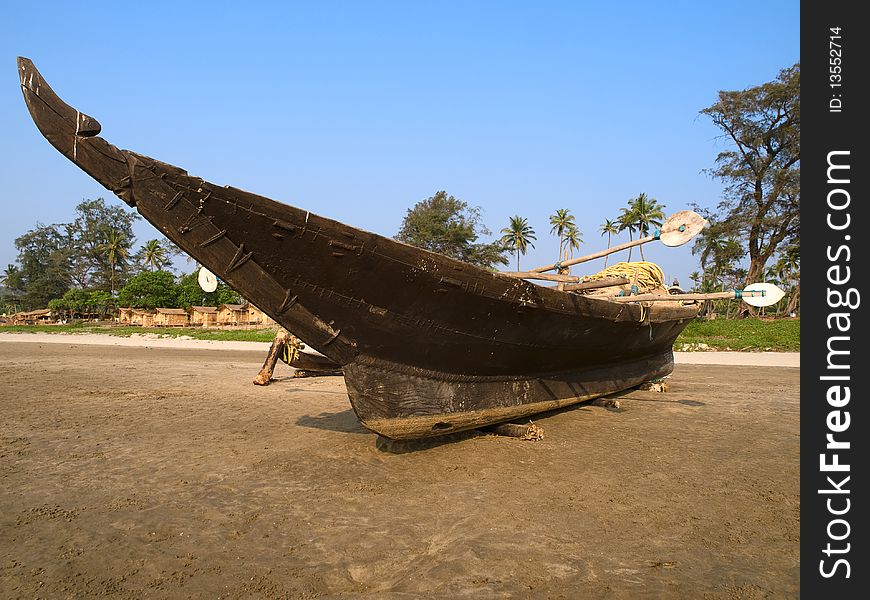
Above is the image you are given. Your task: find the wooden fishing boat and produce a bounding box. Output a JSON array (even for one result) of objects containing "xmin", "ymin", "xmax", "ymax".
[{"xmin": 17, "ymin": 57, "xmax": 702, "ymax": 439}]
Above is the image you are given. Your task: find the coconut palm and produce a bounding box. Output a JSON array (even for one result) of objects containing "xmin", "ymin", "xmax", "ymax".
[
  {"xmin": 774, "ymin": 243, "xmax": 800, "ymax": 316},
  {"xmin": 689, "ymin": 271, "xmax": 702, "ymax": 292},
  {"xmin": 599, "ymin": 219, "xmax": 619, "ymax": 267},
  {"xmin": 627, "ymin": 193, "xmax": 665, "ymax": 260},
  {"xmin": 548, "ymin": 209, "xmax": 575, "ymax": 262},
  {"xmin": 562, "ymin": 224, "xmax": 583, "ymax": 261},
  {"xmin": 101, "ymin": 229, "xmax": 131, "ymax": 296},
  {"xmin": 140, "ymin": 239, "xmax": 170, "ymax": 271},
  {"xmin": 500, "ymin": 216, "xmax": 537, "ymax": 271},
  {"xmin": 1, "ymin": 264, "xmax": 20, "ymax": 289},
  {"xmin": 617, "ymin": 205, "xmax": 637, "ymax": 261}
]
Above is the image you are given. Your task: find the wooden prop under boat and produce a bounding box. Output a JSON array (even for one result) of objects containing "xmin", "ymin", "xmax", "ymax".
[{"xmin": 17, "ymin": 58, "xmax": 701, "ymax": 439}]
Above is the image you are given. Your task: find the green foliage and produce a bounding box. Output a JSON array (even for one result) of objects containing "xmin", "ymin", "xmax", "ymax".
[
  {"xmin": 175, "ymin": 271, "xmax": 242, "ymax": 309},
  {"xmin": 599, "ymin": 219, "xmax": 619, "ymax": 267},
  {"xmin": 548, "ymin": 209, "xmax": 575, "ymax": 260},
  {"xmin": 617, "ymin": 193, "xmax": 665, "ymax": 261},
  {"xmin": 395, "ymin": 191, "xmax": 508, "ymax": 269},
  {"xmin": 12, "ymin": 224, "xmax": 72, "ymax": 309},
  {"xmin": 698, "ymin": 64, "xmax": 799, "ymax": 286},
  {"xmin": 117, "ymin": 270, "xmax": 179, "ymax": 309},
  {"xmin": 135, "ymin": 238, "xmax": 179, "ymax": 272},
  {"xmin": 499, "ymin": 215, "xmax": 536, "ymax": 271},
  {"xmin": 44, "ymin": 288, "xmax": 114, "ymax": 319},
  {"xmin": 88, "ymin": 290, "xmax": 114, "ymax": 317},
  {"xmin": 676, "ymin": 318, "xmax": 799, "ymax": 351},
  {"xmin": 66, "ymin": 198, "xmax": 139, "ymax": 291}
]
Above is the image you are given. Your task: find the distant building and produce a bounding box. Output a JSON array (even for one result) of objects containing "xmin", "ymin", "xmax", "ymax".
[
  {"xmin": 12, "ymin": 308, "xmax": 53, "ymax": 325},
  {"xmin": 129, "ymin": 309, "xmax": 156, "ymax": 327},
  {"xmin": 244, "ymin": 303, "xmax": 276, "ymax": 326},
  {"xmin": 189, "ymin": 306, "xmax": 218, "ymax": 327},
  {"xmin": 153, "ymin": 308, "xmax": 190, "ymax": 327},
  {"xmin": 217, "ymin": 303, "xmax": 247, "ymax": 325}
]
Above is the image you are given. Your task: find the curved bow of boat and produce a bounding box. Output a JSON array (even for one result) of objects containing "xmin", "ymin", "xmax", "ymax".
[{"xmin": 17, "ymin": 57, "xmax": 130, "ymax": 198}]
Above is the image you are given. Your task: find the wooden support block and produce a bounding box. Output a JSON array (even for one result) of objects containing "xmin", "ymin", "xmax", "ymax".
[
  {"xmin": 590, "ymin": 398, "xmax": 621, "ymax": 409},
  {"xmin": 483, "ymin": 422, "xmax": 544, "ymax": 440},
  {"xmin": 638, "ymin": 381, "xmax": 669, "ymax": 392}
]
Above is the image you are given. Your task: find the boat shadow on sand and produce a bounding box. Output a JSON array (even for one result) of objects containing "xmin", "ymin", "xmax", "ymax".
[{"xmin": 291, "ymin": 392, "xmax": 650, "ymax": 454}]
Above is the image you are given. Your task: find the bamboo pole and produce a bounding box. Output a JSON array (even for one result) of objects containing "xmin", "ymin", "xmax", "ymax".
[
  {"xmin": 501, "ymin": 271, "xmax": 581, "ymax": 283},
  {"xmin": 561, "ymin": 276, "xmax": 630, "ymax": 292},
  {"xmin": 530, "ymin": 211, "xmax": 707, "ymax": 274},
  {"xmin": 531, "ymin": 236, "xmax": 653, "ymax": 273},
  {"xmin": 610, "ymin": 291, "xmax": 765, "ymax": 303}
]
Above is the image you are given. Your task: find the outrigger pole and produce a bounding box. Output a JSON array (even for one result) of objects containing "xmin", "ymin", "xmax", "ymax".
[
  {"xmin": 527, "ymin": 210, "xmax": 708, "ymax": 274},
  {"xmin": 610, "ymin": 283, "xmax": 786, "ymax": 307}
]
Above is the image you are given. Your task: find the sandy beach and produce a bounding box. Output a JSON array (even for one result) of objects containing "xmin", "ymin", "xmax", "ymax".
[
  {"xmin": 0, "ymin": 331, "xmax": 800, "ymax": 367},
  {"xmin": 0, "ymin": 336, "xmax": 799, "ymax": 597}
]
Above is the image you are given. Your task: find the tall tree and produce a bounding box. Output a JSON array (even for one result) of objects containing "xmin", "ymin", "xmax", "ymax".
[
  {"xmin": 562, "ymin": 224, "xmax": 583, "ymax": 261},
  {"xmin": 117, "ymin": 270, "xmax": 179, "ymax": 309},
  {"xmin": 1, "ymin": 265, "xmax": 22, "ymax": 290},
  {"xmin": 395, "ymin": 191, "xmax": 508, "ymax": 269},
  {"xmin": 176, "ymin": 270, "xmax": 242, "ymax": 309},
  {"xmin": 66, "ymin": 198, "xmax": 140, "ymax": 290},
  {"xmin": 1, "ymin": 265, "xmax": 24, "ymax": 313},
  {"xmin": 617, "ymin": 204, "xmax": 637, "ymax": 261},
  {"xmin": 102, "ymin": 229, "xmax": 133, "ymax": 296},
  {"xmin": 627, "ymin": 193, "xmax": 666, "ymax": 260},
  {"xmin": 11, "ymin": 224, "xmax": 72, "ymax": 309},
  {"xmin": 599, "ymin": 219, "xmax": 619, "ymax": 267},
  {"xmin": 774, "ymin": 242, "xmax": 800, "ymax": 315},
  {"xmin": 137, "ymin": 239, "xmax": 171, "ymax": 272},
  {"xmin": 699, "ymin": 63, "xmax": 800, "ymax": 286},
  {"xmin": 499, "ymin": 216, "xmax": 536, "ymax": 271},
  {"xmin": 688, "ymin": 271, "xmax": 702, "ymax": 292},
  {"xmin": 548, "ymin": 208, "xmax": 576, "ymax": 263}
]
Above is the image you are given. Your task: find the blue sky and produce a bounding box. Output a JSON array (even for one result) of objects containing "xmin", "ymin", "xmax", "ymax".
[{"xmin": 1, "ymin": 1, "xmax": 798, "ymax": 288}]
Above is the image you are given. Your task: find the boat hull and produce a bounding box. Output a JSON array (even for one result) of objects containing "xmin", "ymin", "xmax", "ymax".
[
  {"xmin": 345, "ymin": 350, "xmax": 674, "ymax": 438},
  {"xmin": 17, "ymin": 57, "xmax": 700, "ymax": 439}
]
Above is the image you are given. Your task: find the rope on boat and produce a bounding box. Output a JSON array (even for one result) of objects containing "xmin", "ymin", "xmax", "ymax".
[{"xmin": 584, "ymin": 261, "xmax": 665, "ymax": 294}]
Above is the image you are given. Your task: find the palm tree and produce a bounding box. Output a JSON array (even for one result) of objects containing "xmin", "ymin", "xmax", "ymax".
[
  {"xmin": 548, "ymin": 209, "xmax": 575, "ymax": 263},
  {"xmin": 1, "ymin": 264, "xmax": 20, "ymax": 289},
  {"xmin": 617, "ymin": 205, "xmax": 636, "ymax": 261},
  {"xmin": 599, "ymin": 219, "xmax": 619, "ymax": 267},
  {"xmin": 689, "ymin": 271, "xmax": 702, "ymax": 292},
  {"xmin": 101, "ymin": 229, "xmax": 131, "ymax": 296},
  {"xmin": 562, "ymin": 224, "xmax": 583, "ymax": 262},
  {"xmin": 775, "ymin": 243, "xmax": 800, "ymax": 316},
  {"xmin": 140, "ymin": 239, "xmax": 169, "ymax": 271},
  {"xmin": 500, "ymin": 216, "xmax": 536, "ymax": 271},
  {"xmin": 628, "ymin": 193, "xmax": 666, "ymax": 260}
]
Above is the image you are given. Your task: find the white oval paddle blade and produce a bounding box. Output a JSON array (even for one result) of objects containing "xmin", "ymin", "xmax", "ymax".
[
  {"xmin": 659, "ymin": 210, "xmax": 709, "ymax": 247},
  {"xmin": 742, "ymin": 283, "xmax": 785, "ymax": 307},
  {"xmin": 198, "ymin": 267, "xmax": 218, "ymax": 293}
]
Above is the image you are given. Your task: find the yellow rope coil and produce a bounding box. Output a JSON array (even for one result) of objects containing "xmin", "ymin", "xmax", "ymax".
[{"xmin": 585, "ymin": 261, "xmax": 665, "ymax": 293}]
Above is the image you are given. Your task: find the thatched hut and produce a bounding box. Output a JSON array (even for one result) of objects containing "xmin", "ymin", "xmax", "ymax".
[
  {"xmin": 217, "ymin": 303, "xmax": 247, "ymax": 325},
  {"xmin": 189, "ymin": 306, "xmax": 218, "ymax": 327},
  {"xmin": 12, "ymin": 309, "xmax": 53, "ymax": 325},
  {"xmin": 130, "ymin": 309, "xmax": 156, "ymax": 327},
  {"xmin": 244, "ymin": 303, "xmax": 275, "ymax": 326},
  {"xmin": 118, "ymin": 307, "xmax": 135, "ymax": 324},
  {"xmin": 154, "ymin": 308, "xmax": 190, "ymax": 327}
]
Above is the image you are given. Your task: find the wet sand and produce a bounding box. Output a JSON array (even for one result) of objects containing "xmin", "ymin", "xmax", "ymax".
[{"xmin": 0, "ymin": 340, "xmax": 799, "ymax": 598}]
